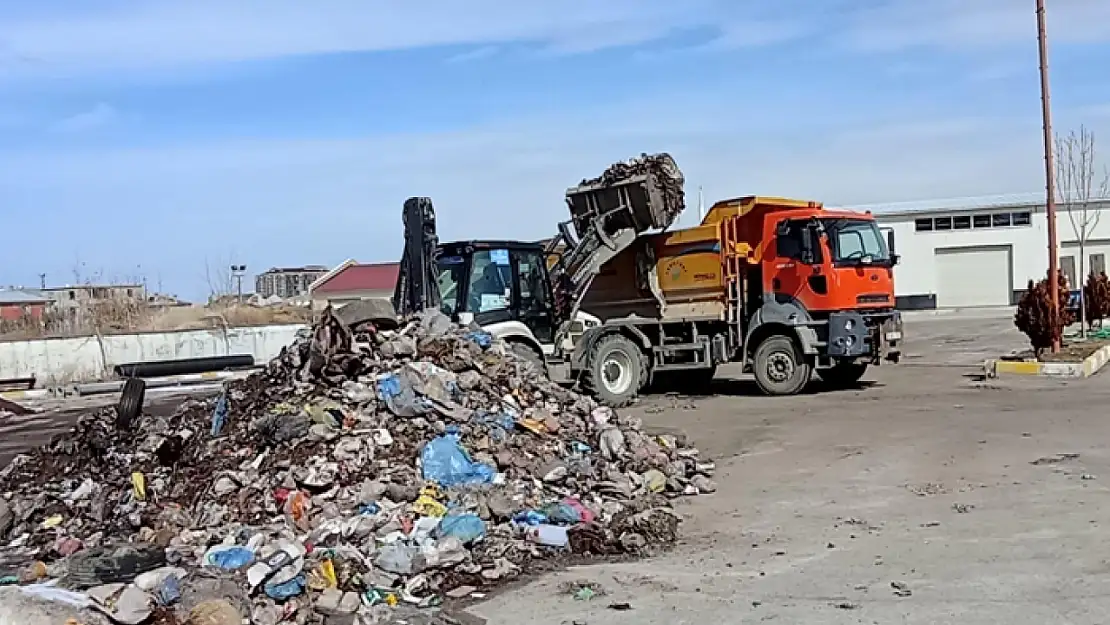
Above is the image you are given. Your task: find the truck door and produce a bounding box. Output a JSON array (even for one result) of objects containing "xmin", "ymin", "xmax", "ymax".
[
  {"xmin": 771, "ymin": 219, "xmax": 825, "ymax": 304},
  {"xmin": 512, "ymin": 248, "xmax": 555, "ymax": 344}
]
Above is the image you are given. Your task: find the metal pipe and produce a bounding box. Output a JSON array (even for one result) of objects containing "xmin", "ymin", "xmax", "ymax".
[{"xmin": 1037, "ymin": 0, "xmax": 1061, "ymax": 353}]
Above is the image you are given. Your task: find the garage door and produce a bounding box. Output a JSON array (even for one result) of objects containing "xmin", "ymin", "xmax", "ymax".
[{"xmin": 935, "ymin": 246, "xmax": 1011, "ymax": 308}]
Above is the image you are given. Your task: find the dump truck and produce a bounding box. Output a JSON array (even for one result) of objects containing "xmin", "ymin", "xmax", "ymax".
[{"xmin": 396, "ymin": 154, "xmax": 903, "ymax": 406}]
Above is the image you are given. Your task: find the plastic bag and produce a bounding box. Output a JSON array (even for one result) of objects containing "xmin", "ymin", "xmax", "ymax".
[
  {"xmin": 204, "ymin": 546, "xmax": 254, "ymax": 570},
  {"xmin": 211, "ymin": 392, "xmax": 229, "ymax": 436},
  {"xmin": 376, "ymin": 374, "xmax": 429, "ymax": 417},
  {"xmin": 437, "ymin": 514, "xmax": 486, "ymax": 544},
  {"xmin": 420, "ymin": 435, "xmax": 496, "ymax": 487}
]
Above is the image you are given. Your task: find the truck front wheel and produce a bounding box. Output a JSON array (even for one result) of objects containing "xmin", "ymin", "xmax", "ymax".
[
  {"xmin": 752, "ymin": 335, "xmax": 811, "ymax": 396},
  {"xmin": 585, "ymin": 334, "xmax": 645, "ymax": 407}
]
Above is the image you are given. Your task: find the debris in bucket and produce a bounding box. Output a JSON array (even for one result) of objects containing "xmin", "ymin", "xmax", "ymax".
[{"xmin": 0, "ymin": 306, "xmax": 711, "ymax": 623}]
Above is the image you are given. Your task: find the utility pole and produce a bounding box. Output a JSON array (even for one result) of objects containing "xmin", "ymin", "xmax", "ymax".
[{"xmin": 1036, "ymin": 0, "xmax": 1060, "ymax": 353}]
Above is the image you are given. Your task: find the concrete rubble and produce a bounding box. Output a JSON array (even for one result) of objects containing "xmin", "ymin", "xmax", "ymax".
[{"xmin": 0, "ymin": 306, "xmax": 713, "ymax": 624}]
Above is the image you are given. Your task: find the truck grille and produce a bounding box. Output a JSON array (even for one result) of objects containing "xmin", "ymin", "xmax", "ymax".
[{"xmin": 856, "ymin": 293, "xmax": 891, "ymax": 304}]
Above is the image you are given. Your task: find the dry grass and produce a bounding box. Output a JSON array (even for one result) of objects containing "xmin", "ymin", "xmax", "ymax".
[{"xmin": 0, "ymin": 302, "xmax": 311, "ymax": 341}]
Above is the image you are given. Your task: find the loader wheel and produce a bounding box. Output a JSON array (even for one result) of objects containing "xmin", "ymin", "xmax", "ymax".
[
  {"xmin": 116, "ymin": 378, "xmax": 146, "ymax": 430},
  {"xmin": 585, "ymin": 334, "xmax": 644, "ymax": 408},
  {"xmin": 816, "ymin": 362, "xmax": 868, "ymax": 388},
  {"xmin": 752, "ymin": 335, "xmax": 811, "ymax": 396},
  {"xmin": 510, "ymin": 342, "xmax": 547, "ymax": 376}
]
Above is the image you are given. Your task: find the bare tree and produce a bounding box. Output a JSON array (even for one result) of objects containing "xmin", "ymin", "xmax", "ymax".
[
  {"xmin": 204, "ymin": 257, "xmax": 235, "ymax": 304},
  {"xmin": 1055, "ymin": 125, "xmax": 1110, "ymax": 337}
]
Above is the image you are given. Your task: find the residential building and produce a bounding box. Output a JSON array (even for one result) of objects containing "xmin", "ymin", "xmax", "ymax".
[
  {"xmin": 309, "ymin": 260, "xmax": 399, "ymax": 310},
  {"xmin": 0, "ymin": 289, "xmax": 50, "ymax": 321},
  {"xmin": 255, "ymin": 266, "xmax": 329, "ymax": 298},
  {"xmin": 853, "ymin": 193, "xmax": 1110, "ymax": 309},
  {"xmin": 40, "ymin": 284, "xmax": 146, "ymax": 310}
]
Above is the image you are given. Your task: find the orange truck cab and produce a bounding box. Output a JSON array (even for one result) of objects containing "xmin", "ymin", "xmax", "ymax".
[{"xmin": 710, "ymin": 196, "xmax": 902, "ymax": 389}]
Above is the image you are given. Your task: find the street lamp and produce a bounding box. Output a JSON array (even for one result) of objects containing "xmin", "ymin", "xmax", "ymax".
[{"xmin": 230, "ymin": 264, "xmax": 247, "ymax": 305}]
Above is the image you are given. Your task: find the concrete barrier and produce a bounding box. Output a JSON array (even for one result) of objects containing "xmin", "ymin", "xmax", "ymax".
[{"xmin": 0, "ymin": 324, "xmax": 307, "ymax": 386}]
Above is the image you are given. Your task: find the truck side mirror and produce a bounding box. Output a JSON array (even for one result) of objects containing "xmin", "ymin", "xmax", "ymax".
[{"xmin": 885, "ymin": 229, "xmax": 900, "ymax": 265}]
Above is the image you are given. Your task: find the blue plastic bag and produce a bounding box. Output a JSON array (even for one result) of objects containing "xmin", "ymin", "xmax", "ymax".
[
  {"xmin": 437, "ymin": 513, "xmax": 487, "ymax": 544},
  {"xmin": 465, "ymin": 331, "xmax": 492, "ymax": 349},
  {"xmin": 155, "ymin": 574, "xmax": 182, "ymax": 606},
  {"xmin": 205, "ymin": 546, "xmax": 254, "ymax": 570},
  {"xmin": 421, "ymin": 435, "xmax": 496, "ymax": 487},
  {"xmin": 265, "ymin": 573, "xmax": 306, "ymax": 600},
  {"xmin": 211, "ymin": 392, "xmax": 229, "ymax": 436},
  {"xmin": 512, "ymin": 510, "xmax": 547, "ymax": 526},
  {"xmin": 377, "ymin": 374, "xmax": 429, "ymax": 417}
]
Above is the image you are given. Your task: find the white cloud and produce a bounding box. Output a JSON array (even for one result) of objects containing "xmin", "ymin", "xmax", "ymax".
[
  {"xmin": 843, "ymin": 0, "xmax": 1110, "ymax": 52},
  {"xmin": 4, "ymin": 90, "xmax": 1108, "ymax": 298},
  {"xmin": 446, "ymin": 46, "xmax": 500, "ymax": 64},
  {"xmin": 0, "ymin": 0, "xmax": 788, "ymax": 79},
  {"xmin": 49, "ymin": 102, "xmax": 116, "ymax": 132}
]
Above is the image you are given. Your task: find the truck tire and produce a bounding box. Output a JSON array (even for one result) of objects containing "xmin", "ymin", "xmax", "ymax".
[
  {"xmin": 584, "ymin": 334, "xmax": 644, "ymax": 407},
  {"xmin": 817, "ymin": 362, "xmax": 867, "ymax": 388},
  {"xmin": 752, "ymin": 335, "xmax": 811, "ymax": 396},
  {"xmin": 116, "ymin": 378, "xmax": 146, "ymax": 430},
  {"xmin": 510, "ymin": 342, "xmax": 546, "ymax": 376}
]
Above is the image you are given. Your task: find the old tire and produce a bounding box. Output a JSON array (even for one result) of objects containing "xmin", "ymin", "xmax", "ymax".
[
  {"xmin": 510, "ymin": 342, "xmax": 546, "ymax": 376},
  {"xmin": 752, "ymin": 335, "xmax": 811, "ymax": 396},
  {"xmin": 817, "ymin": 362, "xmax": 867, "ymax": 388},
  {"xmin": 116, "ymin": 378, "xmax": 146, "ymax": 430},
  {"xmin": 585, "ymin": 334, "xmax": 644, "ymax": 407}
]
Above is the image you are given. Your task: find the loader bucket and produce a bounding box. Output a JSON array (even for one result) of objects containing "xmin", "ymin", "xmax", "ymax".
[{"xmin": 565, "ymin": 152, "xmax": 685, "ymax": 238}]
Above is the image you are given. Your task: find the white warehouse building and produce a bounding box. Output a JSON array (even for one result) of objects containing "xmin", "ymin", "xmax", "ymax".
[{"xmin": 848, "ymin": 193, "xmax": 1110, "ymax": 310}]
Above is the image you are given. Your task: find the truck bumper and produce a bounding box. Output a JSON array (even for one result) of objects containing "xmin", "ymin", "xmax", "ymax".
[{"xmin": 825, "ymin": 310, "xmax": 902, "ymax": 364}]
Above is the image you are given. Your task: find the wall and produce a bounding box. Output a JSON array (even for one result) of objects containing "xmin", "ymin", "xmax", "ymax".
[
  {"xmin": 0, "ymin": 323, "xmax": 306, "ymax": 386},
  {"xmin": 878, "ymin": 204, "xmax": 1110, "ymax": 309},
  {"xmin": 0, "ymin": 303, "xmax": 45, "ymax": 321},
  {"xmin": 312, "ymin": 289, "xmax": 393, "ymax": 311}
]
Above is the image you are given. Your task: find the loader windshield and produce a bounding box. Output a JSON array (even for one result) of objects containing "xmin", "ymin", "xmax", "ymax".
[
  {"xmin": 436, "ymin": 249, "xmax": 513, "ymax": 316},
  {"xmin": 824, "ymin": 219, "xmax": 890, "ymax": 265}
]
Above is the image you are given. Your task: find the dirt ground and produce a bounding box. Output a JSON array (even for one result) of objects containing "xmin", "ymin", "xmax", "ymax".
[{"xmin": 473, "ymin": 311, "xmax": 1110, "ymax": 624}]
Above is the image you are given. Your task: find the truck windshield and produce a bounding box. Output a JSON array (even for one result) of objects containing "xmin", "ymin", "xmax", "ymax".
[{"xmin": 824, "ymin": 219, "xmax": 889, "ymax": 265}]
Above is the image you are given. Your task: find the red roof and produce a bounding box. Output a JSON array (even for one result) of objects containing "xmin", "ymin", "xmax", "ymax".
[{"xmin": 313, "ymin": 262, "xmax": 399, "ymax": 294}]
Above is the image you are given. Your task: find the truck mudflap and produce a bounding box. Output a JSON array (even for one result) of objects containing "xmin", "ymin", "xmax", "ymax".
[{"xmin": 880, "ymin": 311, "xmax": 903, "ymax": 363}]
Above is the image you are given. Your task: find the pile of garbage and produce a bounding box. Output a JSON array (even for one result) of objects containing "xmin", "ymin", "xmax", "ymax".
[{"xmin": 0, "ymin": 306, "xmax": 714, "ymax": 624}]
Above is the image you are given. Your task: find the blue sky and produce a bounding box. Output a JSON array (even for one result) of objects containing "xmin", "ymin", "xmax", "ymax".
[{"xmin": 1, "ymin": 0, "xmax": 1109, "ymax": 300}]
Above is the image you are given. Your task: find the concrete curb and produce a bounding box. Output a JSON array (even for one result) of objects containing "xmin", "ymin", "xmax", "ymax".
[{"xmin": 985, "ymin": 344, "xmax": 1110, "ymax": 378}]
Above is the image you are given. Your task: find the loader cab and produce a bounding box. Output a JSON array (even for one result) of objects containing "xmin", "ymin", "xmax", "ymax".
[{"xmin": 435, "ymin": 240, "xmax": 556, "ymax": 343}]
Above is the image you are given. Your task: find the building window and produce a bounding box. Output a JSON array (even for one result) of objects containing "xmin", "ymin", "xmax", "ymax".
[
  {"xmin": 1061, "ymin": 256, "xmax": 1077, "ymax": 288},
  {"xmin": 934, "ymin": 216, "xmax": 952, "ymax": 230},
  {"xmin": 973, "ymin": 214, "xmax": 991, "ymax": 228},
  {"xmin": 1091, "ymin": 253, "xmax": 1106, "ymax": 276},
  {"xmin": 68, "ymin": 290, "xmax": 75, "ymax": 300},
  {"xmin": 1012, "ymin": 211, "xmax": 1031, "ymax": 226},
  {"xmin": 915, "ymin": 218, "xmax": 933, "ymax": 232},
  {"xmin": 953, "ymin": 215, "xmax": 972, "ymax": 229},
  {"xmin": 126, "ymin": 289, "xmax": 133, "ymax": 297},
  {"xmin": 992, "ymin": 213, "xmax": 1012, "ymax": 227}
]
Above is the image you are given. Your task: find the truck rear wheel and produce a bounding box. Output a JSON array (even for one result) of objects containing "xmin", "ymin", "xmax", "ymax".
[
  {"xmin": 817, "ymin": 362, "xmax": 867, "ymax": 388},
  {"xmin": 752, "ymin": 335, "xmax": 811, "ymax": 396},
  {"xmin": 585, "ymin": 334, "xmax": 644, "ymax": 407}
]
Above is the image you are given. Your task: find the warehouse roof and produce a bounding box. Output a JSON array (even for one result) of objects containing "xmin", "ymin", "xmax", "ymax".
[
  {"xmin": 835, "ymin": 192, "xmax": 1110, "ymax": 218},
  {"xmin": 0, "ymin": 289, "xmax": 49, "ymax": 304}
]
